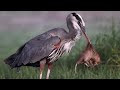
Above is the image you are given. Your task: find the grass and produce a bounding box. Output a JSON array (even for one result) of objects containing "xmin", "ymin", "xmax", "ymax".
[{"xmin": 0, "ymin": 19, "xmax": 120, "ymax": 79}]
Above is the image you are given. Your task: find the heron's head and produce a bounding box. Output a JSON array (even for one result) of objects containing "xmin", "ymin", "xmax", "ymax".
[
  {"xmin": 67, "ymin": 12, "xmax": 86, "ymax": 33},
  {"xmin": 67, "ymin": 13, "xmax": 91, "ymax": 43}
]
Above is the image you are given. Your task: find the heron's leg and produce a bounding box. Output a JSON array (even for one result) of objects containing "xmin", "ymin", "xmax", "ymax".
[
  {"xmin": 40, "ymin": 60, "xmax": 46, "ymax": 79},
  {"xmin": 46, "ymin": 63, "xmax": 53, "ymax": 79}
]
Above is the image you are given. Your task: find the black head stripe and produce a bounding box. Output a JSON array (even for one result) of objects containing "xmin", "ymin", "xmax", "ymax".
[
  {"xmin": 72, "ymin": 13, "xmax": 83, "ymax": 28},
  {"xmin": 72, "ymin": 13, "xmax": 82, "ymax": 22},
  {"xmin": 72, "ymin": 13, "xmax": 85, "ymax": 32}
]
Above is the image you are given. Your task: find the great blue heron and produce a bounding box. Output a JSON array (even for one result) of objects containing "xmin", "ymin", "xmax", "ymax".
[{"xmin": 4, "ymin": 12, "xmax": 87, "ymax": 79}]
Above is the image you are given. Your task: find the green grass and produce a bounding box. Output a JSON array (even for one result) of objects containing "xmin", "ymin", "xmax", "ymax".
[{"xmin": 0, "ymin": 20, "xmax": 120, "ymax": 79}]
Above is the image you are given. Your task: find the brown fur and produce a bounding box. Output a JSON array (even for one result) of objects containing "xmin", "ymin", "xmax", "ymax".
[{"xmin": 75, "ymin": 42, "xmax": 101, "ymax": 73}]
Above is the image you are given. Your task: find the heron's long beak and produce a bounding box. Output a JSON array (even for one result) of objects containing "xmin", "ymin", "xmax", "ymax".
[{"xmin": 81, "ymin": 27, "xmax": 91, "ymax": 44}]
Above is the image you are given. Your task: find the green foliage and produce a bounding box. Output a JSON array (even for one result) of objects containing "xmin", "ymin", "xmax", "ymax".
[{"xmin": 93, "ymin": 19, "xmax": 120, "ymax": 65}]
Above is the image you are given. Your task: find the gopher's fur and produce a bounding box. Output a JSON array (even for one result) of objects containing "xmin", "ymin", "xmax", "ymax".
[{"xmin": 75, "ymin": 42, "xmax": 101, "ymax": 73}]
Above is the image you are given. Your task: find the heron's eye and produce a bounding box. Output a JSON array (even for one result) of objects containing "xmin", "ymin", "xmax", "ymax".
[
  {"xmin": 77, "ymin": 21, "xmax": 82, "ymax": 27},
  {"xmin": 37, "ymin": 38, "xmax": 40, "ymax": 40},
  {"xmin": 78, "ymin": 21, "xmax": 81, "ymax": 25}
]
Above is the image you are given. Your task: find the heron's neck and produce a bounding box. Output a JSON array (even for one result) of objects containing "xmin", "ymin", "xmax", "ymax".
[{"xmin": 66, "ymin": 21, "xmax": 81, "ymax": 41}]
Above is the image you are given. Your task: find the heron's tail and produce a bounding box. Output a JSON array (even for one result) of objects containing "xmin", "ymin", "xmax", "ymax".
[
  {"xmin": 4, "ymin": 54, "xmax": 17, "ymax": 68},
  {"xmin": 4, "ymin": 44, "xmax": 26, "ymax": 69}
]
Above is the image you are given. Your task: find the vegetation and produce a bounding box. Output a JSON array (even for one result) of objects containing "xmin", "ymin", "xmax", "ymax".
[{"xmin": 0, "ymin": 20, "xmax": 120, "ymax": 79}]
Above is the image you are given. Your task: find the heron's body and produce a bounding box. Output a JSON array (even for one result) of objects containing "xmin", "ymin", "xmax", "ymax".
[
  {"xmin": 4, "ymin": 12, "xmax": 86, "ymax": 79},
  {"xmin": 5, "ymin": 28, "xmax": 80, "ymax": 68}
]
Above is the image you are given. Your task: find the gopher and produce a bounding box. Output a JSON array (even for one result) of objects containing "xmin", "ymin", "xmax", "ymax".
[
  {"xmin": 75, "ymin": 42, "xmax": 101, "ymax": 73},
  {"xmin": 75, "ymin": 31, "xmax": 101, "ymax": 73}
]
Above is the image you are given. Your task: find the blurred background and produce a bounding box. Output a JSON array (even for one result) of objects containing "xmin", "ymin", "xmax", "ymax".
[
  {"xmin": 1, "ymin": 11, "xmax": 120, "ymax": 32},
  {"xmin": 0, "ymin": 11, "xmax": 120, "ymax": 79}
]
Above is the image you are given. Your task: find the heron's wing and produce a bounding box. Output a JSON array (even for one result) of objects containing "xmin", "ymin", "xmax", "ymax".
[{"xmin": 15, "ymin": 34, "xmax": 61, "ymax": 66}]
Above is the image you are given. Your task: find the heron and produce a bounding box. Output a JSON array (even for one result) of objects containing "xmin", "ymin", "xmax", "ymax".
[{"xmin": 4, "ymin": 12, "xmax": 87, "ymax": 79}]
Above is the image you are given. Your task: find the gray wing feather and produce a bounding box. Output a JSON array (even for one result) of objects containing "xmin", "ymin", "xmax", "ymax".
[
  {"xmin": 16, "ymin": 33, "xmax": 60, "ymax": 66},
  {"xmin": 5, "ymin": 28, "xmax": 68, "ymax": 67}
]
